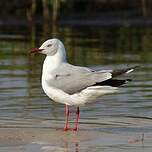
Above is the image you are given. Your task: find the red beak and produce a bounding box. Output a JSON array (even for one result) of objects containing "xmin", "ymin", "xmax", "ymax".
[{"xmin": 30, "ymin": 48, "xmax": 43, "ymax": 54}]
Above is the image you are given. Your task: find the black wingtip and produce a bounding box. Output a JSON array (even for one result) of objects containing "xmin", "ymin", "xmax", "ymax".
[
  {"xmin": 112, "ymin": 65, "xmax": 139, "ymax": 77},
  {"xmin": 132, "ymin": 65, "xmax": 140, "ymax": 70},
  {"xmin": 126, "ymin": 65, "xmax": 140, "ymax": 74},
  {"xmin": 95, "ymin": 79, "xmax": 132, "ymax": 87},
  {"xmin": 125, "ymin": 79, "xmax": 132, "ymax": 83}
]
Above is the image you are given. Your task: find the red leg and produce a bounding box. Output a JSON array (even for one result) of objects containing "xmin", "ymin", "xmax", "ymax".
[
  {"xmin": 64, "ymin": 105, "xmax": 69, "ymax": 131},
  {"xmin": 73, "ymin": 107, "xmax": 80, "ymax": 131},
  {"xmin": 61, "ymin": 105, "xmax": 80, "ymax": 131}
]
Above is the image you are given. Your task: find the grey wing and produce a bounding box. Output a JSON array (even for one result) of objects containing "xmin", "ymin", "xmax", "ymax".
[{"xmin": 48, "ymin": 64, "xmax": 112, "ymax": 94}]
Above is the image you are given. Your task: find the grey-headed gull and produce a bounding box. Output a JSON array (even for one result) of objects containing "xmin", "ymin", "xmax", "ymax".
[{"xmin": 31, "ymin": 38, "xmax": 137, "ymax": 131}]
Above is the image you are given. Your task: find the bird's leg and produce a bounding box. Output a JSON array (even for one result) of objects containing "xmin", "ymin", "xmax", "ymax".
[
  {"xmin": 64, "ymin": 105, "xmax": 69, "ymax": 131},
  {"xmin": 73, "ymin": 107, "xmax": 80, "ymax": 131},
  {"xmin": 63, "ymin": 105, "xmax": 80, "ymax": 131}
]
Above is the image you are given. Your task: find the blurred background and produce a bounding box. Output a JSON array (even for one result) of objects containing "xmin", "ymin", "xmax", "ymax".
[
  {"xmin": 1, "ymin": 0, "xmax": 152, "ymax": 53},
  {"xmin": 0, "ymin": 0, "xmax": 152, "ymax": 135},
  {"xmin": 1, "ymin": 0, "xmax": 152, "ymax": 56}
]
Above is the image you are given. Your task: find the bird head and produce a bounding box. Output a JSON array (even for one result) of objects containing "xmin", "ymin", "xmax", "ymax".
[{"xmin": 30, "ymin": 38, "xmax": 61, "ymax": 56}]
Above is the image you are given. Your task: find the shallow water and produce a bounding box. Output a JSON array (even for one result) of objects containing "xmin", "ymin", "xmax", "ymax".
[{"xmin": 0, "ymin": 26, "xmax": 152, "ymax": 151}]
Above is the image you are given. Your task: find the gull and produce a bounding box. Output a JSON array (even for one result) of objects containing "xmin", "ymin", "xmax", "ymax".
[{"xmin": 31, "ymin": 38, "xmax": 137, "ymax": 131}]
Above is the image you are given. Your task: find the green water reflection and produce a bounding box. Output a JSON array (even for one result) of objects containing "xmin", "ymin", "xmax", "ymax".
[{"xmin": 0, "ymin": 26, "xmax": 152, "ymax": 63}]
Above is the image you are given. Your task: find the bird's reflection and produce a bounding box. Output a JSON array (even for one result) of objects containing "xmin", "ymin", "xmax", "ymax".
[
  {"xmin": 40, "ymin": 135, "xmax": 80, "ymax": 152},
  {"xmin": 41, "ymin": 141, "xmax": 80, "ymax": 152},
  {"xmin": 75, "ymin": 142, "xmax": 79, "ymax": 152},
  {"xmin": 63, "ymin": 140, "xmax": 80, "ymax": 152}
]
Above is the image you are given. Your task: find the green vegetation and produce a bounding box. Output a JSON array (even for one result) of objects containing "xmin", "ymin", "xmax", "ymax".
[
  {"xmin": 0, "ymin": 0, "xmax": 152, "ymax": 61},
  {"xmin": 0, "ymin": 0, "xmax": 152, "ymax": 24}
]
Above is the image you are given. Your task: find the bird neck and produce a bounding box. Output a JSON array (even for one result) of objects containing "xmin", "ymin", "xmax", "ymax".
[{"xmin": 43, "ymin": 45, "xmax": 67, "ymax": 71}]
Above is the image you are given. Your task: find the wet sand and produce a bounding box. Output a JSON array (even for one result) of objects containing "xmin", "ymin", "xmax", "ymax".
[{"xmin": 0, "ymin": 128, "xmax": 152, "ymax": 152}]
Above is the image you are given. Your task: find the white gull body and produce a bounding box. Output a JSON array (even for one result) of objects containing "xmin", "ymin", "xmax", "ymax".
[
  {"xmin": 31, "ymin": 38, "xmax": 136, "ymax": 131},
  {"xmin": 39, "ymin": 39, "xmax": 117, "ymax": 106}
]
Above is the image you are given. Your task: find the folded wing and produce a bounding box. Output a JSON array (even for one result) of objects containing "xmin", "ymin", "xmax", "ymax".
[{"xmin": 47, "ymin": 63, "xmax": 112, "ymax": 94}]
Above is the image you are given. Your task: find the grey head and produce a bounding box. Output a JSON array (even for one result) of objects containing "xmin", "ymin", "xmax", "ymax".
[{"xmin": 31, "ymin": 38, "xmax": 65, "ymax": 56}]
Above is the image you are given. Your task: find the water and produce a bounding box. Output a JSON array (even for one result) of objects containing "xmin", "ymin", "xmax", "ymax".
[{"xmin": 0, "ymin": 26, "xmax": 152, "ymax": 151}]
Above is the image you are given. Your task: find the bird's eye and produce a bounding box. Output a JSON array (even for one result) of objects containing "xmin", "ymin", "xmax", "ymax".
[{"xmin": 47, "ymin": 44, "xmax": 52, "ymax": 47}]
